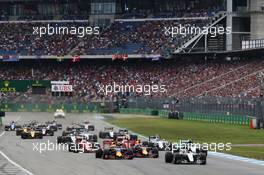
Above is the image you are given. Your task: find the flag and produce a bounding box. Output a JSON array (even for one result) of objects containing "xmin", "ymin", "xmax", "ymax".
[{"xmin": 72, "ymin": 55, "xmax": 80, "ymax": 62}]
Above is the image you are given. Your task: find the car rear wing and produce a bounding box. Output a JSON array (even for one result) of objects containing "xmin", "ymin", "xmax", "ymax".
[{"xmin": 104, "ymin": 127, "xmax": 114, "ymax": 131}]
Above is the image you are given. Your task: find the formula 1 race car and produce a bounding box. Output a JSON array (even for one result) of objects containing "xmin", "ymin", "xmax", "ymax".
[
  {"xmin": 16, "ymin": 121, "xmax": 59, "ymax": 136},
  {"xmin": 79, "ymin": 133, "xmax": 98, "ymax": 142},
  {"xmin": 117, "ymin": 128, "xmax": 128, "ymax": 135},
  {"xmin": 149, "ymin": 135, "xmax": 172, "ymax": 151},
  {"xmin": 57, "ymin": 125, "xmax": 97, "ymax": 144},
  {"xmin": 45, "ymin": 121, "xmax": 62, "ymax": 130},
  {"xmin": 35, "ymin": 125, "xmax": 54, "ymax": 136},
  {"xmin": 54, "ymin": 109, "xmax": 66, "ymax": 118},
  {"xmin": 132, "ymin": 145, "xmax": 159, "ymax": 158},
  {"xmin": 68, "ymin": 138, "xmax": 100, "ymax": 153},
  {"xmin": 57, "ymin": 135, "xmax": 73, "ymax": 144},
  {"xmin": 16, "ymin": 127, "xmax": 24, "ymax": 136},
  {"xmin": 20, "ymin": 128, "xmax": 43, "ymax": 139},
  {"xmin": 4, "ymin": 122, "xmax": 21, "ymax": 131},
  {"xmin": 114, "ymin": 135, "xmax": 140, "ymax": 148},
  {"xmin": 165, "ymin": 140, "xmax": 207, "ymax": 165},
  {"xmin": 83, "ymin": 121, "xmax": 95, "ymax": 131},
  {"xmin": 95, "ymin": 140, "xmax": 134, "ymax": 160},
  {"xmin": 99, "ymin": 127, "xmax": 114, "ymax": 139},
  {"xmin": 57, "ymin": 123, "xmax": 63, "ymax": 130}
]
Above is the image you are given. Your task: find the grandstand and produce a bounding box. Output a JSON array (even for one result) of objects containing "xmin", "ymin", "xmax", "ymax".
[
  {"xmin": 1, "ymin": 2, "xmax": 264, "ymax": 175},
  {"xmin": 0, "ymin": 0, "xmax": 264, "ymax": 117}
]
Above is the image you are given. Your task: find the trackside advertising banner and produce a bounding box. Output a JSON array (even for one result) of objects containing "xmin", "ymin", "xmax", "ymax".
[
  {"xmin": 51, "ymin": 85, "xmax": 73, "ymax": 92},
  {"xmin": 0, "ymin": 80, "xmax": 50, "ymax": 92},
  {"xmin": 51, "ymin": 81, "xmax": 69, "ymax": 85}
]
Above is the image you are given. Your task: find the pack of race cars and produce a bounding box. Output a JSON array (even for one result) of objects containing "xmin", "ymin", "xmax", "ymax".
[
  {"xmin": 4, "ymin": 116, "xmax": 208, "ymax": 165},
  {"xmin": 5, "ymin": 120, "xmax": 62, "ymax": 139},
  {"xmin": 56, "ymin": 123, "xmax": 207, "ymax": 164}
]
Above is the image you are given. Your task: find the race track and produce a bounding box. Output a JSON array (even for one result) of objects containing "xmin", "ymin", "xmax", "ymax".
[{"xmin": 0, "ymin": 112, "xmax": 263, "ymax": 175}]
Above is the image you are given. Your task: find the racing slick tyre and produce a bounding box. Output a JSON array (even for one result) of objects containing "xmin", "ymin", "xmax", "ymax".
[
  {"xmin": 124, "ymin": 149, "xmax": 134, "ymax": 160},
  {"xmin": 4, "ymin": 126, "xmax": 10, "ymax": 131},
  {"xmin": 99, "ymin": 132, "xmax": 105, "ymax": 139},
  {"xmin": 88, "ymin": 125, "xmax": 95, "ymax": 131},
  {"xmin": 173, "ymin": 153, "xmax": 182, "ymax": 164},
  {"xmin": 57, "ymin": 124, "xmax": 62, "ymax": 130},
  {"xmin": 62, "ymin": 131, "xmax": 68, "ymax": 136},
  {"xmin": 49, "ymin": 131, "xmax": 54, "ymax": 136},
  {"xmin": 129, "ymin": 135, "xmax": 138, "ymax": 141},
  {"xmin": 21, "ymin": 134, "xmax": 27, "ymax": 139},
  {"xmin": 103, "ymin": 150, "xmax": 109, "ymax": 159},
  {"xmin": 57, "ymin": 137, "xmax": 62, "ymax": 144},
  {"xmin": 16, "ymin": 130, "xmax": 22, "ymax": 136},
  {"xmin": 95, "ymin": 149, "xmax": 103, "ymax": 158},
  {"xmin": 200, "ymin": 159, "xmax": 206, "ymax": 165},
  {"xmin": 142, "ymin": 141, "xmax": 150, "ymax": 147},
  {"xmin": 199, "ymin": 154, "xmax": 207, "ymax": 165},
  {"xmin": 36, "ymin": 134, "xmax": 43, "ymax": 139},
  {"xmin": 149, "ymin": 148, "xmax": 159, "ymax": 158},
  {"xmin": 165, "ymin": 152, "xmax": 173, "ymax": 163}
]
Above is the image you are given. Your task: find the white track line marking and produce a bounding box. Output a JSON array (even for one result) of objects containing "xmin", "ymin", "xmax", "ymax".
[
  {"xmin": 0, "ymin": 116, "xmax": 35, "ymax": 175},
  {"xmin": 209, "ymin": 152, "xmax": 264, "ymax": 166},
  {"xmin": 0, "ymin": 131, "xmax": 5, "ymax": 137},
  {"xmin": 0, "ymin": 151, "xmax": 34, "ymax": 175}
]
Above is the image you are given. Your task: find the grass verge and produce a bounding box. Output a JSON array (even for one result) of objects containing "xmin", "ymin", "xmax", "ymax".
[
  {"xmin": 224, "ymin": 147, "xmax": 264, "ymax": 160},
  {"xmin": 107, "ymin": 117, "xmax": 264, "ymax": 160}
]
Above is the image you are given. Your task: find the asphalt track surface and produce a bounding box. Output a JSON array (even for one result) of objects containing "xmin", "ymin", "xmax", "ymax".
[{"xmin": 0, "ymin": 112, "xmax": 264, "ymax": 175}]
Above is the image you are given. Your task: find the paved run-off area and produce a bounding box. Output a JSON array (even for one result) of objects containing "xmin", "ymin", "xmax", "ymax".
[{"xmin": 0, "ymin": 112, "xmax": 263, "ymax": 175}]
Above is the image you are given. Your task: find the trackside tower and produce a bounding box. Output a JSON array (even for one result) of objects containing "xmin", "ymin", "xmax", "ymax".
[
  {"xmin": 226, "ymin": 0, "xmax": 250, "ymax": 51},
  {"xmin": 250, "ymin": 0, "xmax": 264, "ymax": 39}
]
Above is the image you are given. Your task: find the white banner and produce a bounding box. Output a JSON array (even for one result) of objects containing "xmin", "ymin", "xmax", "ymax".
[
  {"xmin": 51, "ymin": 85, "xmax": 73, "ymax": 92},
  {"xmin": 51, "ymin": 81, "xmax": 70, "ymax": 85}
]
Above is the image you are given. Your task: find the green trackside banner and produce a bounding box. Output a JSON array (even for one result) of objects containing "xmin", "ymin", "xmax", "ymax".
[
  {"xmin": 0, "ymin": 80, "xmax": 51, "ymax": 92},
  {"xmin": 0, "ymin": 103, "xmax": 104, "ymax": 113}
]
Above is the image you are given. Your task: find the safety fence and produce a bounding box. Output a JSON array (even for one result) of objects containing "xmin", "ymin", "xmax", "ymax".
[
  {"xmin": 119, "ymin": 108, "xmax": 250, "ymax": 126},
  {"xmin": 0, "ymin": 103, "xmax": 251, "ymax": 127},
  {"xmin": 0, "ymin": 103, "xmax": 108, "ymax": 113},
  {"xmin": 120, "ymin": 108, "xmax": 158, "ymax": 116},
  {"xmin": 158, "ymin": 110, "xmax": 170, "ymax": 118},
  {"xmin": 127, "ymin": 96, "xmax": 261, "ymax": 119},
  {"xmin": 183, "ymin": 112, "xmax": 250, "ymax": 125}
]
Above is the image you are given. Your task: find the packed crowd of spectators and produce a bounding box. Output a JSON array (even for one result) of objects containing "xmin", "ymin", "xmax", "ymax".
[
  {"xmin": 0, "ymin": 59, "xmax": 263, "ymax": 103},
  {"xmin": 0, "ymin": 18, "xmax": 212, "ymax": 56},
  {"xmin": 74, "ymin": 18, "xmax": 211, "ymax": 55},
  {"xmin": 175, "ymin": 60, "xmax": 264, "ymax": 98},
  {"xmin": 0, "ymin": 22, "xmax": 85, "ymax": 56}
]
